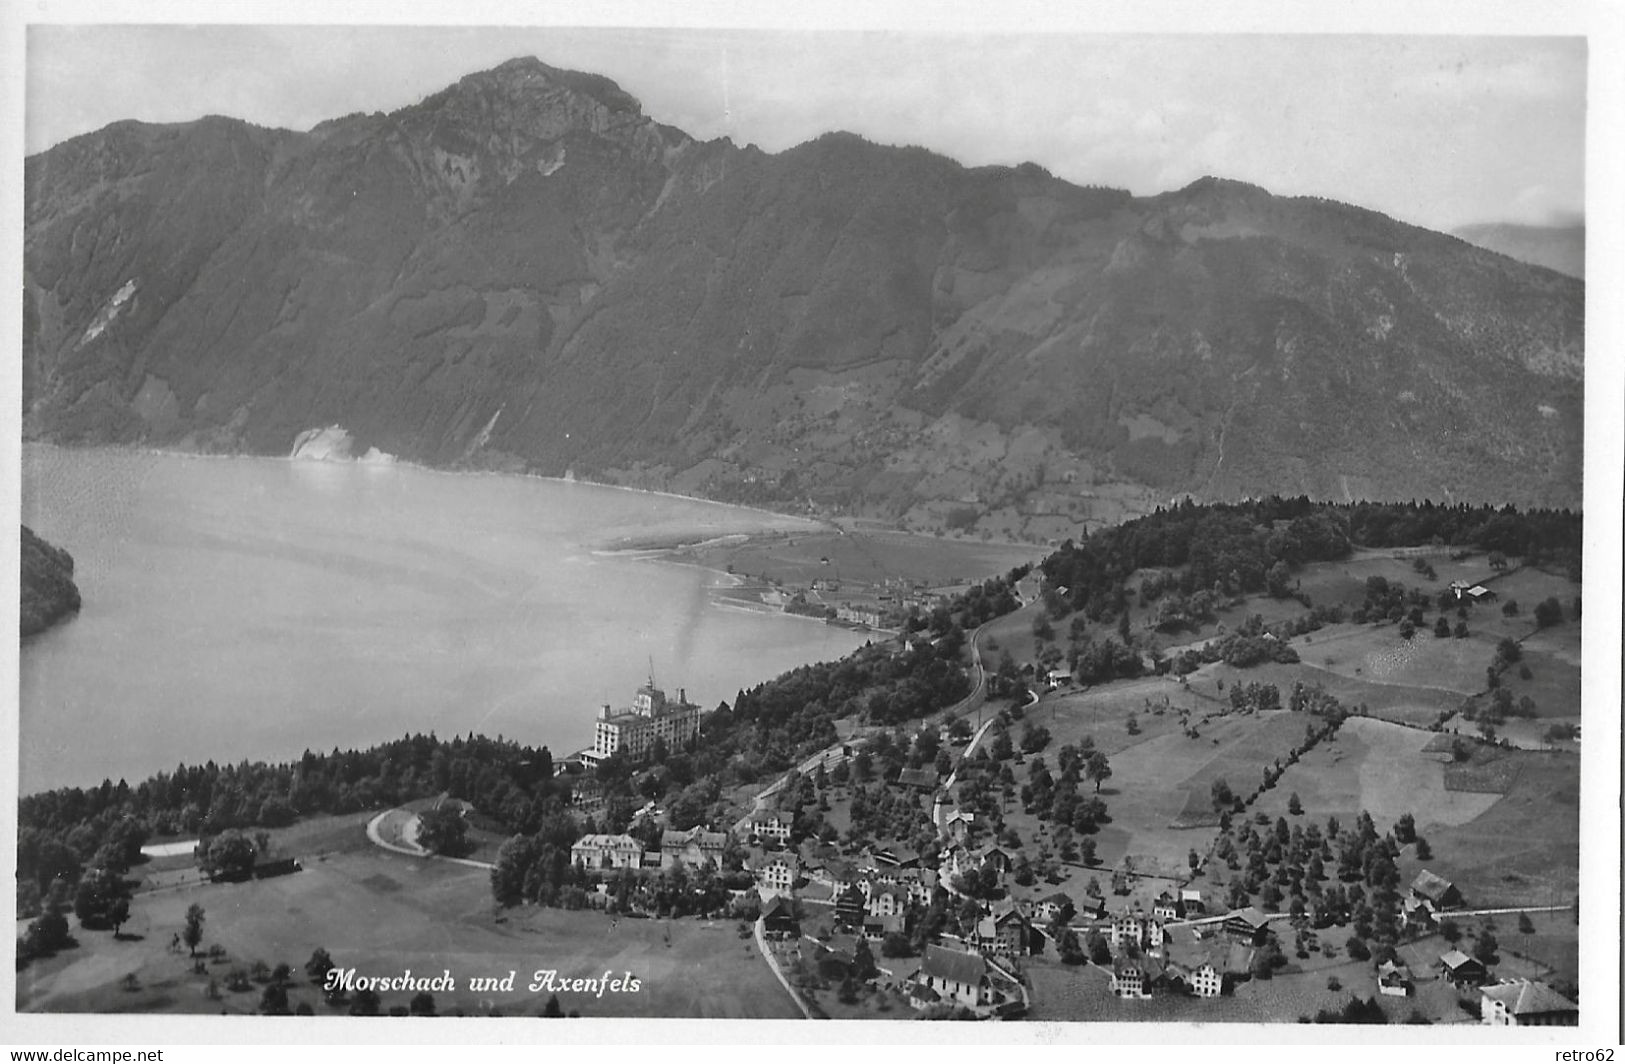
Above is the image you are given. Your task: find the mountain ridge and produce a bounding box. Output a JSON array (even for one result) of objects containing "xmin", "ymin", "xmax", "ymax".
[{"xmin": 22, "ymin": 58, "xmax": 1585, "ymax": 540}]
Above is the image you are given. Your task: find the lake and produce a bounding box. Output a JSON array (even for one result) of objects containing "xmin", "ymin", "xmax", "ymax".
[{"xmin": 19, "ymin": 447, "xmax": 876, "ymax": 794}]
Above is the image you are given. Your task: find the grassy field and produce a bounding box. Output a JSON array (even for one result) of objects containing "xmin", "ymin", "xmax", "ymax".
[
  {"xmin": 682, "ymin": 526, "xmax": 1039, "ymax": 590},
  {"xmin": 1399, "ymin": 749, "xmax": 1580, "ymax": 910},
  {"xmin": 1247, "ymin": 716, "xmax": 1501, "ymax": 834},
  {"xmin": 18, "ymin": 843, "xmax": 798, "ymax": 1020}
]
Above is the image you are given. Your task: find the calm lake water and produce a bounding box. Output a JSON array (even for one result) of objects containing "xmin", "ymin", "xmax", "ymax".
[{"xmin": 19, "ymin": 447, "xmax": 873, "ymax": 794}]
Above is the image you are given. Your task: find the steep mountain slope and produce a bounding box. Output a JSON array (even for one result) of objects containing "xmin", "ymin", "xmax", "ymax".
[
  {"xmin": 1452, "ymin": 222, "xmax": 1584, "ymax": 280},
  {"xmin": 23, "ymin": 58, "xmax": 1585, "ymax": 537}
]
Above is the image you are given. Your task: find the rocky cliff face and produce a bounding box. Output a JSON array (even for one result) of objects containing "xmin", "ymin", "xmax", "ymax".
[{"xmin": 23, "ymin": 58, "xmax": 1585, "ymax": 537}]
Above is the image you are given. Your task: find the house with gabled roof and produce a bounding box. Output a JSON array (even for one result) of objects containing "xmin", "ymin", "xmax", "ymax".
[
  {"xmin": 745, "ymin": 849, "xmax": 800, "ymax": 896},
  {"xmin": 1440, "ymin": 949, "xmax": 1489, "ymax": 986},
  {"xmin": 862, "ymin": 912, "xmax": 905, "ymax": 942},
  {"xmin": 1152, "ymin": 890, "xmax": 1180, "ymax": 921},
  {"xmin": 1410, "ymin": 869, "xmax": 1462, "ymax": 909},
  {"xmin": 1032, "ymin": 892, "xmax": 1075, "ymax": 925},
  {"xmin": 660, "ymin": 826, "xmax": 729, "ymax": 870},
  {"xmin": 761, "ymin": 894, "xmax": 799, "ymax": 938},
  {"xmin": 972, "ymin": 904, "xmax": 1031, "ymax": 957},
  {"xmin": 834, "ymin": 885, "xmax": 867, "ymax": 930},
  {"xmin": 1480, "ymin": 979, "xmax": 1578, "ymax": 1026},
  {"xmin": 943, "ymin": 810, "xmax": 975, "ymax": 843},
  {"xmin": 1223, "ymin": 906, "xmax": 1272, "ymax": 945},
  {"xmin": 1377, "ymin": 959, "xmax": 1414, "ymax": 997},
  {"xmin": 908, "ymin": 944, "xmax": 992, "ymax": 1010},
  {"xmin": 1179, "ymin": 887, "xmax": 1205, "ymax": 914},
  {"xmin": 866, "ymin": 884, "xmax": 907, "ymax": 918},
  {"xmin": 747, "ymin": 811, "xmax": 793, "ymax": 845}
]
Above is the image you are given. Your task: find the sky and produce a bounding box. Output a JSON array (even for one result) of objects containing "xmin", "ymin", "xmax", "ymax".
[{"xmin": 14, "ymin": 7, "xmax": 1595, "ymax": 234}]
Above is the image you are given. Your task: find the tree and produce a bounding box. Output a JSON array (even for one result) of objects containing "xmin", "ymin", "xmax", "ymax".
[
  {"xmin": 349, "ymin": 988, "xmax": 381, "ymax": 1016},
  {"xmin": 1474, "ymin": 930, "xmax": 1500, "ymax": 966},
  {"xmin": 259, "ymin": 983, "xmax": 291, "ymax": 1015},
  {"xmin": 1287, "ymin": 793, "xmax": 1303, "ymax": 816},
  {"xmin": 1517, "ymin": 913, "xmax": 1535, "ymax": 935},
  {"xmin": 1211, "ymin": 778, "xmax": 1234, "ymax": 812},
  {"xmin": 182, "ymin": 904, "xmax": 205, "ymax": 957},
  {"xmin": 200, "ymin": 831, "xmax": 257, "ymax": 881},
  {"xmin": 410, "ymin": 991, "xmax": 437, "ymax": 1016},
  {"xmin": 107, "ymin": 895, "xmax": 131, "ymax": 937},
  {"xmin": 542, "ymin": 994, "xmax": 564, "ymax": 1018},
  {"xmin": 417, "ymin": 805, "xmax": 469, "ymax": 856},
  {"xmin": 1345, "ymin": 935, "xmax": 1370, "ymax": 961},
  {"xmin": 1085, "ymin": 751, "xmax": 1112, "ymax": 793},
  {"xmin": 1534, "ymin": 597, "xmax": 1564, "ymax": 628},
  {"xmin": 1433, "ymin": 616, "xmax": 1451, "ymax": 638},
  {"xmin": 306, "ymin": 947, "xmax": 335, "ymax": 985}
]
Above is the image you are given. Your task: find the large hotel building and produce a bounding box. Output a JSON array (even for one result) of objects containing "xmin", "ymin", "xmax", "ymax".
[{"xmin": 582, "ymin": 681, "xmax": 702, "ymax": 765}]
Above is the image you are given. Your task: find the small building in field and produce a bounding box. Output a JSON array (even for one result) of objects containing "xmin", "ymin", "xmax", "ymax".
[
  {"xmin": 1480, "ymin": 979, "xmax": 1578, "ymax": 1027},
  {"xmin": 1223, "ymin": 907, "xmax": 1272, "ymax": 945},
  {"xmin": 1410, "ymin": 870, "xmax": 1462, "ymax": 910},
  {"xmin": 761, "ymin": 895, "xmax": 800, "ymax": 938},
  {"xmin": 1189, "ymin": 962, "xmax": 1223, "ymax": 998},
  {"xmin": 1032, "ymin": 892, "xmax": 1075, "ymax": 925},
  {"xmin": 1440, "ymin": 949, "xmax": 1489, "ymax": 986},
  {"xmin": 1377, "ymin": 960, "xmax": 1414, "ymax": 997}
]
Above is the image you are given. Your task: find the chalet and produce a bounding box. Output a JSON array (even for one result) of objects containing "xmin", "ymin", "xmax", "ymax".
[
  {"xmin": 1046, "ymin": 669, "xmax": 1073, "ymax": 689},
  {"xmin": 1031, "ymin": 892, "xmax": 1076, "ymax": 925},
  {"xmin": 834, "ymin": 885, "xmax": 868, "ymax": 929},
  {"xmin": 895, "ymin": 766, "xmax": 940, "ymax": 793},
  {"xmin": 908, "ymin": 945, "xmax": 993, "ymax": 1011},
  {"xmin": 747, "ymin": 811, "xmax": 793, "ymax": 845},
  {"xmin": 1179, "ymin": 888, "xmax": 1205, "ymax": 915},
  {"xmin": 661, "ymin": 826, "xmax": 728, "ymax": 870},
  {"xmin": 570, "ymin": 833, "xmax": 644, "ymax": 870},
  {"xmin": 862, "ymin": 864, "xmax": 935, "ymax": 907},
  {"xmin": 1440, "ymin": 949, "xmax": 1489, "ymax": 986},
  {"xmin": 943, "ymin": 810, "xmax": 975, "ymax": 843},
  {"xmin": 1377, "ymin": 960, "xmax": 1414, "ymax": 998},
  {"xmin": 1410, "ymin": 870, "xmax": 1462, "ymax": 909},
  {"xmin": 974, "ymin": 844, "xmax": 1013, "ymax": 876},
  {"xmin": 1151, "ymin": 890, "xmax": 1180, "ymax": 921},
  {"xmin": 746, "ymin": 850, "xmax": 800, "ymax": 896},
  {"xmin": 1479, "ymin": 979, "xmax": 1579, "ymax": 1027},
  {"xmin": 761, "ymin": 895, "xmax": 800, "ymax": 938},
  {"xmin": 1223, "ymin": 907, "xmax": 1272, "ymax": 945}
]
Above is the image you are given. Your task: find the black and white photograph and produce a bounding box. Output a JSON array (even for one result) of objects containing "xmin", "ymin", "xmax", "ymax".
[{"xmin": 6, "ymin": 0, "xmax": 1620, "ymax": 1048}]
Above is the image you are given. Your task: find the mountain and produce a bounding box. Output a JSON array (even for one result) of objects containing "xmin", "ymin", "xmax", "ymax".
[
  {"xmin": 22, "ymin": 58, "xmax": 1585, "ymax": 537},
  {"xmin": 1452, "ymin": 222, "xmax": 1584, "ymax": 280},
  {"xmin": 21, "ymin": 526, "xmax": 81, "ymax": 637}
]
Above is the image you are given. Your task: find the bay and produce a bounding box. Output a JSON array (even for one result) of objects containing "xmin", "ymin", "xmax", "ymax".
[{"xmin": 19, "ymin": 446, "xmax": 874, "ymax": 794}]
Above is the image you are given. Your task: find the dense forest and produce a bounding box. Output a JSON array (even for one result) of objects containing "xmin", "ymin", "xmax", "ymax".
[
  {"xmin": 1040, "ymin": 497, "xmax": 1582, "ymax": 622},
  {"xmin": 21, "ymin": 525, "xmax": 82, "ymax": 637}
]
